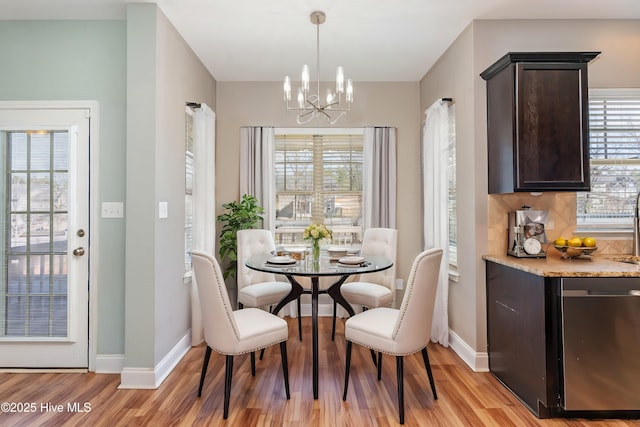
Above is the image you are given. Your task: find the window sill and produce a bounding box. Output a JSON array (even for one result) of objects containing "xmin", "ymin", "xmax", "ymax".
[
  {"xmin": 448, "ymin": 264, "xmax": 459, "ymax": 283},
  {"xmin": 573, "ymin": 225, "xmax": 633, "ymax": 239},
  {"xmin": 183, "ymin": 271, "xmax": 192, "ymax": 285}
]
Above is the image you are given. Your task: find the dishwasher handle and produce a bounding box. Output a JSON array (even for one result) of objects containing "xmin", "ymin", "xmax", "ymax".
[{"xmin": 563, "ymin": 289, "xmax": 640, "ymax": 297}]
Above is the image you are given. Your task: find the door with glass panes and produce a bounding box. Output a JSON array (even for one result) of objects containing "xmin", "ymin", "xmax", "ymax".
[{"xmin": 0, "ymin": 105, "xmax": 89, "ymax": 368}]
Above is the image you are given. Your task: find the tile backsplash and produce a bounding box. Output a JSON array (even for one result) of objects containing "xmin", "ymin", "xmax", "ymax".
[{"xmin": 487, "ymin": 192, "xmax": 632, "ymax": 255}]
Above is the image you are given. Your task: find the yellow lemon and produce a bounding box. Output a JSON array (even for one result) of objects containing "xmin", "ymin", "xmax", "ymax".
[
  {"xmin": 582, "ymin": 237, "xmax": 596, "ymax": 247},
  {"xmin": 554, "ymin": 237, "xmax": 567, "ymax": 247},
  {"xmin": 567, "ymin": 237, "xmax": 583, "ymax": 247}
]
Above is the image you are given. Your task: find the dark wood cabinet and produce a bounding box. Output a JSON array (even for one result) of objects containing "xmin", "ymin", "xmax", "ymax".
[
  {"xmin": 487, "ymin": 260, "xmax": 640, "ymax": 418},
  {"xmin": 481, "ymin": 52, "xmax": 599, "ymax": 194},
  {"xmin": 486, "ymin": 261, "xmax": 561, "ymax": 418}
]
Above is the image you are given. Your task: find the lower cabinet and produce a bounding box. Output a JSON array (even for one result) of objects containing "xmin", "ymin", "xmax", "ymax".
[{"xmin": 486, "ymin": 261, "xmax": 561, "ymax": 417}]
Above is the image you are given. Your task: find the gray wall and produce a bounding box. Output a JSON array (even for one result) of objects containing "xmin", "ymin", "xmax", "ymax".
[
  {"xmin": 420, "ymin": 19, "xmax": 640, "ymax": 357},
  {"xmin": 0, "ymin": 4, "xmax": 217, "ymax": 371},
  {"xmin": 0, "ymin": 20, "xmax": 127, "ymax": 355},
  {"xmin": 125, "ymin": 4, "xmax": 216, "ymax": 367},
  {"xmin": 215, "ymin": 81, "xmax": 421, "ymax": 284},
  {"xmin": 419, "ymin": 25, "xmax": 480, "ymax": 350}
]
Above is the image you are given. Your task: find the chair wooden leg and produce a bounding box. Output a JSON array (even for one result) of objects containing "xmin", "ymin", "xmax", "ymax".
[
  {"xmin": 377, "ymin": 351, "xmax": 383, "ymax": 380},
  {"xmin": 331, "ymin": 300, "xmax": 337, "ymax": 341},
  {"xmin": 197, "ymin": 345, "xmax": 212, "ymax": 397},
  {"xmin": 342, "ymin": 340, "xmax": 352, "ymax": 401},
  {"xmin": 370, "ymin": 349, "xmax": 378, "ymax": 367},
  {"xmin": 421, "ymin": 347, "xmax": 438, "ymax": 400},
  {"xmin": 223, "ymin": 355, "xmax": 234, "ymax": 419},
  {"xmin": 396, "ymin": 356, "xmax": 405, "ymax": 425},
  {"xmin": 297, "ymin": 297, "xmax": 302, "ymax": 341},
  {"xmin": 260, "ymin": 306, "xmax": 275, "ymax": 361},
  {"xmin": 250, "ymin": 351, "xmax": 256, "ymax": 376},
  {"xmin": 359, "ymin": 307, "xmax": 377, "ymax": 367},
  {"xmin": 280, "ymin": 341, "xmax": 291, "ymax": 399}
]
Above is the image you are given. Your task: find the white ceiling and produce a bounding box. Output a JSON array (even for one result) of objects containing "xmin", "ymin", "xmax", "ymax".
[{"xmin": 2, "ymin": 0, "xmax": 639, "ymax": 82}]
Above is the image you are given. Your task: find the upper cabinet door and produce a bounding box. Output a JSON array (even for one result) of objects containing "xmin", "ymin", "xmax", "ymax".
[{"xmin": 481, "ymin": 52, "xmax": 600, "ymax": 194}]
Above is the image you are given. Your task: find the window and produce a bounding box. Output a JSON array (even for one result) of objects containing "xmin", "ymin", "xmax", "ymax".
[
  {"xmin": 274, "ymin": 130, "xmax": 363, "ymax": 245},
  {"xmin": 577, "ymin": 89, "xmax": 640, "ymax": 228},
  {"xmin": 184, "ymin": 108, "xmax": 194, "ymax": 276},
  {"xmin": 3, "ymin": 130, "xmax": 69, "ymax": 336},
  {"xmin": 184, "ymin": 103, "xmax": 215, "ymax": 279},
  {"xmin": 447, "ymin": 105, "xmax": 457, "ymax": 265}
]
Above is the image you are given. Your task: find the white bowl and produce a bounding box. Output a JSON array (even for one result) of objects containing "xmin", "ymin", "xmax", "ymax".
[{"xmin": 328, "ymin": 247, "xmax": 348, "ymax": 257}]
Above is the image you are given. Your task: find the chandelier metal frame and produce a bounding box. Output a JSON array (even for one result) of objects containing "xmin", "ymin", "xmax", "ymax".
[{"xmin": 283, "ymin": 11, "xmax": 353, "ymax": 125}]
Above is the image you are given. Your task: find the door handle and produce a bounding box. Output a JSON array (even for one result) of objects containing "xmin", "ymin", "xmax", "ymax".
[{"xmin": 73, "ymin": 247, "xmax": 85, "ymax": 256}]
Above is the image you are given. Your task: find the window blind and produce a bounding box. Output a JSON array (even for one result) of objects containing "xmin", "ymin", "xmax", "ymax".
[
  {"xmin": 275, "ymin": 133, "xmax": 363, "ymax": 244},
  {"xmin": 184, "ymin": 109, "xmax": 194, "ymax": 274},
  {"xmin": 577, "ymin": 90, "xmax": 640, "ymax": 225},
  {"xmin": 447, "ymin": 105, "xmax": 457, "ymax": 264}
]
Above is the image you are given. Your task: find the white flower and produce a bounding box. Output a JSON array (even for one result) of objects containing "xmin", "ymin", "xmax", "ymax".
[{"xmin": 303, "ymin": 223, "xmax": 332, "ymax": 242}]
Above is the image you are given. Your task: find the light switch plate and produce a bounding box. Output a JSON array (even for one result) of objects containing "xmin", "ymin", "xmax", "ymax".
[
  {"xmin": 159, "ymin": 201, "xmax": 168, "ymax": 219},
  {"xmin": 102, "ymin": 202, "xmax": 124, "ymax": 218}
]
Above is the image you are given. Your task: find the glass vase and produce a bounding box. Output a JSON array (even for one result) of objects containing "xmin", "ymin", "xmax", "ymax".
[{"xmin": 312, "ymin": 240, "xmax": 321, "ymax": 262}]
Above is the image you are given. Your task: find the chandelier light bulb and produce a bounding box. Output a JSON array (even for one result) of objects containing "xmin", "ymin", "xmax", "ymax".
[
  {"xmin": 346, "ymin": 79, "xmax": 353, "ymax": 103},
  {"xmin": 336, "ymin": 66, "xmax": 344, "ymax": 94},
  {"xmin": 302, "ymin": 64, "xmax": 310, "ymax": 92},
  {"xmin": 297, "ymin": 88, "xmax": 305, "ymax": 108},
  {"xmin": 284, "ymin": 76, "xmax": 291, "ymax": 100},
  {"xmin": 326, "ymin": 89, "xmax": 334, "ymax": 106}
]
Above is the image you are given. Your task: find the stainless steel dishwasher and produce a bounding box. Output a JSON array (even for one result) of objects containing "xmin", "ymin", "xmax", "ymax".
[{"xmin": 561, "ymin": 277, "xmax": 640, "ymax": 411}]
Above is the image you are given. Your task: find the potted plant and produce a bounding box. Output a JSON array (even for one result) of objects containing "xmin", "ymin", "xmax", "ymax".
[{"xmin": 216, "ymin": 194, "xmax": 265, "ymax": 280}]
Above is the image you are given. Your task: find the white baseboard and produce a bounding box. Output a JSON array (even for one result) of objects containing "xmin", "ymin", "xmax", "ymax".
[
  {"xmin": 118, "ymin": 330, "xmax": 192, "ymax": 389},
  {"xmin": 448, "ymin": 329, "xmax": 489, "ymax": 372},
  {"xmin": 95, "ymin": 354, "xmax": 125, "ymax": 374}
]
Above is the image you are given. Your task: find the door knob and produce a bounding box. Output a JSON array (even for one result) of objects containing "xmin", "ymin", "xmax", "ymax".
[{"xmin": 73, "ymin": 247, "xmax": 85, "ymax": 256}]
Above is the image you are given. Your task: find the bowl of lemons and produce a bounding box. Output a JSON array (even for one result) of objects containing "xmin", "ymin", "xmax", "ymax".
[{"xmin": 552, "ymin": 236, "xmax": 597, "ymax": 259}]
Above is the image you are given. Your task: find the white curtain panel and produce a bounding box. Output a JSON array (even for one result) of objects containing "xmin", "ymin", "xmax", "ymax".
[
  {"xmin": 191, "ymin": 103, "xmax": 216, "ymax": 346},
  {"xmin": 363, "ymin": 127, "xmax": 397, "ymax": 229},
  {"xmin": 422, "ymin": 100, "xmax": 450, "ymax": 347},
  {"xmin": 240, "ymin": 126, "xmax": 275, "ymax": 232}
]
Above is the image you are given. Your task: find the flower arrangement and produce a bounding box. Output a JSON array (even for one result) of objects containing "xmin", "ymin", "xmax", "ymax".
[{"xmin": 303, "ymin": 223, "xmax": 332, "ymax": 261}]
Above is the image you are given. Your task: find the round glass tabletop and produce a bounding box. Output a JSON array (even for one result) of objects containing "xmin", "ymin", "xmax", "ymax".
[{"xmin": 245, "ymin": 253, "xmax": 392, "ymax": 277}]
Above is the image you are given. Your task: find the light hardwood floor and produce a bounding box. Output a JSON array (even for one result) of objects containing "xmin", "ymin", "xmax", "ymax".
[{"xmin": 0, "ymin": 317, "xmax": 638, "ymax": 426}]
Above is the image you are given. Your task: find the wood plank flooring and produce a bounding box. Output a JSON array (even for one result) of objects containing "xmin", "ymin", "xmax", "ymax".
[{"xmin": 0, "ymin": 317, "xmax": 638, "ymax": 426}]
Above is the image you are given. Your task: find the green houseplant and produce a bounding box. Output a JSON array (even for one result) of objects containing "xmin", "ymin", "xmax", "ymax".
[{"xmin": 216, "ymin": 194, "xmax": 265, "ymax": 280}]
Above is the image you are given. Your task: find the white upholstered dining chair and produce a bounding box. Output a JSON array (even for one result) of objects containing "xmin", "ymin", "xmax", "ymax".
[
  {"xmin": 332, "ymin": 227, "xmax": 398, "ymax": 340},
  {"xmin": 191, "ymin": 250, "xmax": 290, "ymax": 420},
  {"xmin": 342, "ymin": 248, "xmax": 442, "ymax": 425},
  {"xmin": 237, "ymin": 229, "xmax": 302, "ymax": 341}
]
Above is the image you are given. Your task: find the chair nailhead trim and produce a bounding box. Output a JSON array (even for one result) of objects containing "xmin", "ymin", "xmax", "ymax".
[{"xmin": 391, "ymin": 251, "xmax": 425, "ymax": 340}]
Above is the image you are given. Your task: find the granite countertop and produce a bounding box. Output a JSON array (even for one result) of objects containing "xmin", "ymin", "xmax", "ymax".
[{"xmin": 483, "ymin": 250, "xmax": 640, "ymax": 277}]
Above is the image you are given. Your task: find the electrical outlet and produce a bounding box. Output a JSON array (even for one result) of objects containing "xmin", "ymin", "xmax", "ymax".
[{"xmin": 102, "ymin": 202, "xmax": 124, "ymax": 218}]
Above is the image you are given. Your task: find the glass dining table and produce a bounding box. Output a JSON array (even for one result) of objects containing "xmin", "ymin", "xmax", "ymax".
[{"xmin": 245, "ymin": 253, "xmax": 393, "ymax": 399}]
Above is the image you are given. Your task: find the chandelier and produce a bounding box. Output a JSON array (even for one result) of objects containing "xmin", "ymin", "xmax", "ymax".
[{"xmin": 283, "ymin": 11, "xmax": 353, "ymax": 125}]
